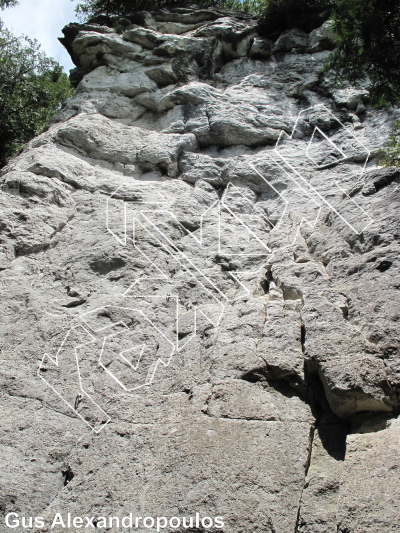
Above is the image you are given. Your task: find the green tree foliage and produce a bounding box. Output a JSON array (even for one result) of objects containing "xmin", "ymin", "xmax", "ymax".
[
  {"xmin": 327, "ymin": 0, "xmax": 400, "ymax": 104},
  {"xmin": 261, "ymin": 0, "xmax": 333, "ymax": 26},
  {"xmin": 0, "ymin": 0, "xmax": 18, "ymax": 9},
  {"xmin": 0, "ymin": 23, "xmax": 73, "ymax": 166},
  {"xmin": 75, "ymin": 0, "xmax": 268, "ymax": 20},
  {"xmin": 377, "ymin": 121, "xmax": 400, "ymax": 168},
  {"xmin": 256, "ymin": 0, "xmax": 334, "ymax": 36}
]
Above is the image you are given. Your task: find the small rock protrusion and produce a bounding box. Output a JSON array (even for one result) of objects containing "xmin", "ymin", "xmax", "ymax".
[
  {"xmin": 308, "ymin": 20, "xmax": 336, "ymax": 53},
  {"xmin": 249, "ymin": 37, "xmax": 274, "ymax": 59},
  {"xmin": 333, "ymin": 88, "xmax": 370, "ymax": 113},
  {"xmin": 117, "ymin": 18, "xmax": 132, "ymax": 28},
  {"xmin": 274, "ymin": 28, "xmax": 309, "ymax": 54}
]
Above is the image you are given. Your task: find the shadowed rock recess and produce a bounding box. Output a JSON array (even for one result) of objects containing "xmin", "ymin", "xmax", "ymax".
[{"xmin": 1, "ymin": 4, "xmax": 400, "ymax": 533}]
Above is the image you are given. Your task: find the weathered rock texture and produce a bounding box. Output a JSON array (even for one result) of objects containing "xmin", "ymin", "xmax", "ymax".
[{"xmin": 1, "ymin": 4, "xmax": 400, "ymax": 533}]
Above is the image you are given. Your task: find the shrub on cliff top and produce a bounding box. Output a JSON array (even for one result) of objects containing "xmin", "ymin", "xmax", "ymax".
[
  {"xmin": 0, "ymin": 0, "xmax": 17, "ymax": 8},
  {"xmin": 327, "ymin": 0, "xmax": 400, "ymax": 104},
  {"xmin": 260, "ymin": 0, "xmax": 400, "ymax": 104},
  {"xmin": 377, "ymin": 121, "xmax": 400, "ymax": 168},
  {"xmin": 261, "ymin": 0, "xmax": 334, "ymax": 27},
  {"xmin": 75, "ymin": 0, "xmax": 265, "ymax": 19},
  {"xmin": 0, "ymin": 23, "xmax": 73, "ymax": 167},
  {"xmin": 256, "ymin": 0, "xmax": 334, "ymax": 36}
]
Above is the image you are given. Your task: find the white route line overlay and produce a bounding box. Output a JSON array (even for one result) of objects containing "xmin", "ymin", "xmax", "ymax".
[
  {"xmin": 274, "ymin": 104, "xmax": 374, "ymax": 235},
  {"xmin": 39, "ymin": 104, "xmax": 374, "ymax": 433},
  {"xmin": 38, "ymin": 325, "xmax": 111, "ymax": 434}
]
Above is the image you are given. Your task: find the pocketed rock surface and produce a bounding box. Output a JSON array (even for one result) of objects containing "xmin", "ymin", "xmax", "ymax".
[{"xmin": 1, "ymin": 5, "xmax": 399, "ymax": 533}]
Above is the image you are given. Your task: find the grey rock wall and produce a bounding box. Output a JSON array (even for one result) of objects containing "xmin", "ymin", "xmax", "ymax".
[{"xmin": 0, "ymin": 5, "xmax": 399, "ymax": 533}]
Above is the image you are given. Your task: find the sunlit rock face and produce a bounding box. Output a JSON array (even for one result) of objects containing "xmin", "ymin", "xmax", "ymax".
[{"xmin": 1, "ymin": 4, "xmax": 399, "ymax": 533}]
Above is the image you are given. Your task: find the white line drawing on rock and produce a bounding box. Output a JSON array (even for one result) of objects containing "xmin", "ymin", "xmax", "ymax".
[
  {"xmin": 38, "ymin": 325, "xmax": 111, "ymax": 434},
  {"xmin": 106, "ymin": 183, "xmax": 168, "ymax": 246},
  {"xmin": 274, "ymin": 104, "xmax": 374, "ymax": 235},
  {"xmin": 249, "ymin": 158, "xmax": 322, "ymax": 249},
  {"xmin": 79, "ymin": 304, "xmax": 176, "ymax": 391},
  {"xmin": 39, "ymin": 104, "xmax": 375, "ymax": 432}
]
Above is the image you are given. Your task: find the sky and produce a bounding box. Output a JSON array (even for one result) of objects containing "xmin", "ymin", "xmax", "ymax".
[{"xmin": 1, "ymin": 0, "xmax": 79, "ymax": 72}]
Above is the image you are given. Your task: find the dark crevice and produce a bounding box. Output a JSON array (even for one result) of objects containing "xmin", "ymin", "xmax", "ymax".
[
  {"xmin": 15, "ymin": 243, "xmax": 50, "ymax": 257},
  {"xmin": 213, "ymin": 255, "xmax": 237, "ymax": 272},
  {"xmin": 241, "ymin": 367, "xmax": 268, "ymax": 384},
  {"xmin": 361, "ymin": 167, "xmax": 400, "ymax": 196},
  {"xmin": 350, "ymin": 412, "xmax": 393, "ymax": 434},
  {"xmin": 305, "ymin": 369, "xmax": 336, "ymax": 422},
  {"xmin": 376, "ymin": 260, "xmax": 392, "ymax": 272},
  {"xmin": 180, "ymin": 219, "xmax": 201, "ymax": 233},
  {"xmin": 182, "ymin": 387, "xmax": 193, "ymax": 400},
  {"xmin": 242, "ymin": 370, "xmax": 306, "ymax": 402},
  {"xmin": 316, "ymin": 424, "xmax": 348, "ymax": 462},
  {"xmin": 241, "ymin": 359, "xmax": 351, "ymax": 456},
  {"xmin": 295, "ymin": 422, "xmax": 347, "ymax": 533},
  {"xmin": 89, "ymin": 256, "xmax": 126, "ymax": 275},
  {"xmin": 242, "ymin": 358, "xmax": 350, "ymax": 532},
  {"xmin": 62, "ymin": 465, "xmax": 74, "ymax": 486},
  {"xmin": 261, "ymin": 269, "xmax": 274, "ymax": 294},
  {"xmin": 304, "ymin": 426, "xmax": 315, "ymax": 478},
  {"xmin": 300, "ymin": 324, "xmax": 306, "ymax": 354},
  {"xmin": 61, "ymin": 298, "xmax": 87, "ymax": 308},
  {"xmin": 98, "ymin": 311, "xmax": 112, "ymax": 319},
  {"xmin": 294, "ymin": 424, "xmax": 315, "ymax": 533},
  {"xmin": 210, "ymin": 182, "xmax": 227, "ymax": 198}
]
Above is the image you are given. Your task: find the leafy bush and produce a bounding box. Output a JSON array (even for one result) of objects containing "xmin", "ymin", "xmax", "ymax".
[
  {"xmin": 0, "ymin": 23, "xmax": 73, "ymax": 167},
  {"xmin": 377, "ymin": 121, "xmax": 400, "ymax": 168},
  {"xmin": 257, "ymin": 0, "xmax": 334, "ymax": 34},
  {"xmin": 260, "ymin": 0, "xmax": 400, "ymax": 104},
  {"xmin": 75, "ymin": 0, "xmax": 266, "ymax": 19},
  {"xmin": 0, "ymin": 0, "xmax": 18, "ymax": 8},
  {"xmin": 262, "ymin": 0, "xmax": 333, "ymax": 21},
  {"xmin": 327, "ymin": 0, "xmax": 400, "ymax": 104}
]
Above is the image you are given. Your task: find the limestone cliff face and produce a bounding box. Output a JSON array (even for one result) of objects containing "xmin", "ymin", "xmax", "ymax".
[{"xmin": 1, "ymin": 5, "xmax": 400, "ymax": 533}]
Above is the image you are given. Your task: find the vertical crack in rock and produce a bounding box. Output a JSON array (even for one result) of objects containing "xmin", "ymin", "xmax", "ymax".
[
  {"xmin": 294, "ymin": 424, "xmax": 315, "ymax": 533},
  {"xmin": 300, "ymin": 322, "xmax": 307, "ymax": 354}
]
